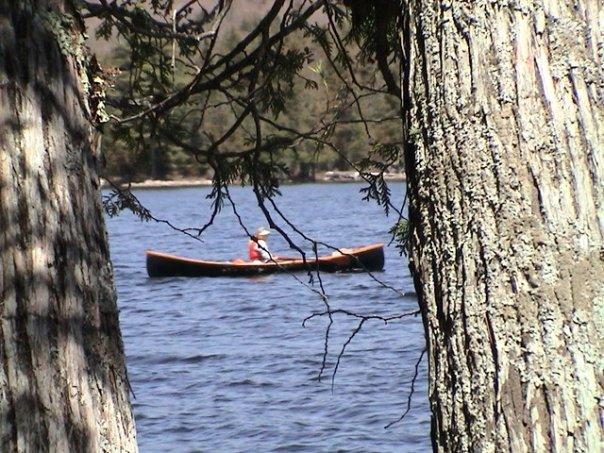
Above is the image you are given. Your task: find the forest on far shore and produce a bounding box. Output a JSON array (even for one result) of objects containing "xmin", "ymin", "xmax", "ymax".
[{"xmin": 96, "ymin": 10, "xmax": 402, "ymax": 183}]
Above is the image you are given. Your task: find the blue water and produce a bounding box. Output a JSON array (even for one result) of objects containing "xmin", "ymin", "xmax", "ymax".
[{"xmin": 106, "ymin": 182, "xmax": 430, "ymax": 452}]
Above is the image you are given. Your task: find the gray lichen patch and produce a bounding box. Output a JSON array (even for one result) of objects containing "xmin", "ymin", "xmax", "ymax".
[
  {"xmin": 42, "ymin": 10, "xmax": 109, "ymax": 126},
  {"xmin": 405, "ymin": 0, "xmax": 603, "ymax": 451}
]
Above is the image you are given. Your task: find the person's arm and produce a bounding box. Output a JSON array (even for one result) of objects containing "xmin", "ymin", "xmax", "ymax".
[{"xmin": 257, "ymin": 240, "xmax": 272, "ymax": 261}]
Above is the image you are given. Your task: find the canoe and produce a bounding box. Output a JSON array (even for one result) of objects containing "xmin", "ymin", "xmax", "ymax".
[{"xmin": 146, "ymin": 243, "xmax": 385, "ymax": 277}]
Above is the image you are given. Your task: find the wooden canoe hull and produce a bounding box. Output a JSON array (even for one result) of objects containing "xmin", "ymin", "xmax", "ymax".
[{"xmin": 146, "ymin": 243, "xmax": 385, "ymax": 277}]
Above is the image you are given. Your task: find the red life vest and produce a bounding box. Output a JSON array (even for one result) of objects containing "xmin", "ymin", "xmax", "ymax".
[{"xmin": 248, "ymin": 240, "xmax": 261, "ymax": 260}]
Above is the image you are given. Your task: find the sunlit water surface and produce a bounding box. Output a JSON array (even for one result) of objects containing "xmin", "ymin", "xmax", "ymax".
[{"xmin": 106, "ymin": 182, "xmax": 430, "ymax": 452}]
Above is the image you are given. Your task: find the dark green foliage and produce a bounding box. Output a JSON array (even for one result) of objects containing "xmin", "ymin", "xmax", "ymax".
[
  {"xmin": 102, "ymin": 188, "xmax": 152, "ymax": 220},
  {"xmin": 358, "ymin": 143, "xmax": 401, "ymax": 215},
  {"xmin": 86, "ymin": 1, "xmax": 403, "ymax": 185},
  {"xmin": 389, "ymin": 219, "xmax": 410, "ymax": 256},
  {"xmin": 343, "ymin": 0, "xmax": 401, "ymax": 95},
  {"xmin": 344, "ymin": 0, "xmax": 400, "ymax": 58},
  {"xmin": 83, "ymin": 0, "xmax": 407, "ymax": 248}
]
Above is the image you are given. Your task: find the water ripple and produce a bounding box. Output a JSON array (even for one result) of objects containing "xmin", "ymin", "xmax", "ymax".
[{"xmin": 108, "ymin": 183, "xmax": 430, "ymax": 452}]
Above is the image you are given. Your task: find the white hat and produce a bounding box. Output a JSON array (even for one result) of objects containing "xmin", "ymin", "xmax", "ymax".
[{"xmin": 255, "ymin": 227, "xmax": 271, "ymax": 237}]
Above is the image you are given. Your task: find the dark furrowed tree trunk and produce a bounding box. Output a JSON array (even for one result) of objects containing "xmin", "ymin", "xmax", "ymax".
[
  {"xmin": 401, "ymin": 0, "xmax": 603, "ymax": 450},
  {"xmin": 0, "ymin": 1, "xmax": 137, "ymax": 450}
]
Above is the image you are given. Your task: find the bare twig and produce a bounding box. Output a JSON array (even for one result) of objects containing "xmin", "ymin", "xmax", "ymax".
[{"xmin": 384, "ymin": 348, "xmax": 426, "ymax": 429}]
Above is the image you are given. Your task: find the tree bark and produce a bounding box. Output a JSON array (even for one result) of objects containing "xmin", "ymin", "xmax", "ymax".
[
  {"xmin": 0, "ymin": 1, "xmax": 137, "ymax": 450},
  {"xmin": 402, "ymin": 0, "xmax": 603, "ymax": 450}
]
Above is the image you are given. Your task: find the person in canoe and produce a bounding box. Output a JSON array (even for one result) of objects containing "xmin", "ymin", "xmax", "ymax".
[{"xmin": 248, "ymin": 227, "xmax": 273, "ymax": 262}]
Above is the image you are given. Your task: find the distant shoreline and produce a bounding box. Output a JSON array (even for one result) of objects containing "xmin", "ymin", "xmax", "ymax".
[{"xmin": 100, "ymin": 171, "xmax": 406, "ymax": 190}]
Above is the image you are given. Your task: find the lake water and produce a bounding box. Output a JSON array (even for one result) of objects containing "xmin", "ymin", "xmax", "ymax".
[{"xmin": 106, "ymin": 182, "xmax": 430, "ymax": 452}]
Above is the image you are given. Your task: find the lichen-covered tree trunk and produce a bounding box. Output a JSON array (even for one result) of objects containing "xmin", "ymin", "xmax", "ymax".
[
  {"xmin": 401, "ymin": 0, "xmax": 603, "ymax": 450},
  {"xmin": 0, "ymin": 1, "xmax": 137, "ymax": 450}
]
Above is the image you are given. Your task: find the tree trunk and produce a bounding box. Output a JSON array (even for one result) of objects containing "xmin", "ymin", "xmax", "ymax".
[
  {"xmin": 402, "ymin": 0, "xmax": 603, "ymax": 450},
  {"xmin": 0, "ymin": 1, "xmax": 137, "ymax": 451}
]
